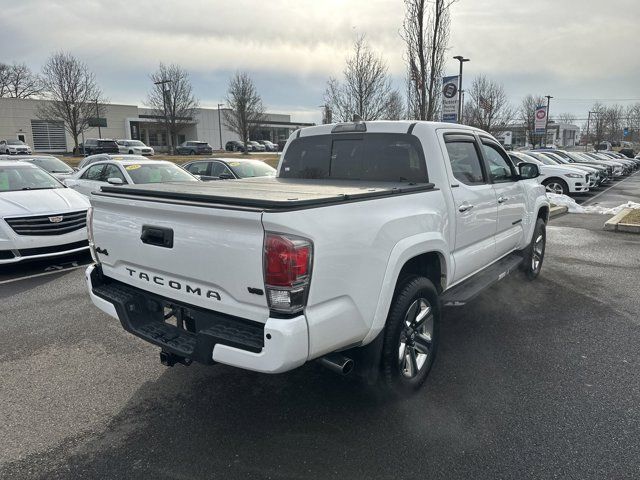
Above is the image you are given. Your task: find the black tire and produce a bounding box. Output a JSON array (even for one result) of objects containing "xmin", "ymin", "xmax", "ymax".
[
  {"xmin": 381, "ymin": 276, "xmax": 440, "ymax": 393},
  {"xmin": 189, "ymin": 150, "xmax": 196, "ymax": 155},
  {"xmin": 541, "ymin": 178, "xmax": 569, "ymax": 195},
  {"xmin": 521, "ymin": 218, "xmax": 546, "ymax": 280},
  {"xmin": 128, "ymin": 150, "xmax": 134, "ymax": 154}
]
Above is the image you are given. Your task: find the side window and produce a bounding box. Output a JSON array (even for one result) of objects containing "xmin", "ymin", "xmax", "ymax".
[
  {"xmin": 186, "ymin": 162, "xmax": 210, "ymax": 176},
  {"xmin": 211, "ymin": 162, "xmax": 232, "ymax": 177},
  {"xmin": 444, "ymin": 140, "xmax": 485, "ymax": 185},
  {"xmin": 481, "ymin": 142, "xmax": 516, "ymax": 182},
  {"xmin": 81, "ymin": 164, "xmax": 104, "ymax": 181},
  {"xmin": 101, "ymin": 164, "xmax": 126, "ymax": 182}
]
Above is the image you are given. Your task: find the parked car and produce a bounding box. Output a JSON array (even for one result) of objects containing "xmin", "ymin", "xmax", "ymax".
[
  {"xmin": 534, "ymin": 149, "xmax": 611, "ymax": 182},
  {"xmin": 258, "ymin": 140, "xmax": 278, "ymax": 152},
  {"xmin": 510, "ymin": 152, "xmax": 591, "ymax": 195},
  {"xmin": 2, "ymin": 155, "xmax": 76, "ymax": 181},
  {"xmin": 77, "ymin": 153, "xmax": 148, "ymax": 170},
  {"xmin": 182, "ymin": 158, "xmax": 276, "ymax": 180},
  {"xmin": 248, "ymin": 141, "xmax": 266, "ymax": 152},
  {"xmin": 84, "ymin": 120, "xmax": 548, "ymax": 392},
  {"xmin": 77, "ymin": 139, "xmax": 119, "ymax": 156},
  {"xmin": 116, "ymin": 139, "xmax": 154, "ymax": 156},
  {"xmin": 176, "ymin": 141, "xmax": 213, "ymax": 155},
  {"xmin": 0, "ymin": 160, "xmax": 90, "ymax": 264},
  {"xmin": 65, "ymin": 158, "xmax": 199, "ymax": 197},
  {"xmin": 225, "ymin": 140, "xmax": 246, "ymax": 152},
  {"xmin": 0, "ymin": 139, "xmax": 32, "ymax": 155},
  {"xmin": 527, "ymin": 151, "xmax": 603, "ymax": 187}
]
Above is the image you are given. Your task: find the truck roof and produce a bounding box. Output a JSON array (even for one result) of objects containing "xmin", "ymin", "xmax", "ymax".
[
  {"xmin": 98, "ymin": 177, "xmax": 435, "ymax": 211},
  {"xmin": 297, "ymin": 120, "xmax": 481, "ymax": 138}
]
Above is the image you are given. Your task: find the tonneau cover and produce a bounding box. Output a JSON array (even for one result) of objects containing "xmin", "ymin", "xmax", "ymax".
[{"xmin": 98, "ymin": 177, "xmax": 435, "ymax": 211}]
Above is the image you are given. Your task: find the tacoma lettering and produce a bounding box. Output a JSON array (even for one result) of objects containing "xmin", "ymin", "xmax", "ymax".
[{"xmin": 125, "ymin": 268, "xmax": 220, "ymax": 301}]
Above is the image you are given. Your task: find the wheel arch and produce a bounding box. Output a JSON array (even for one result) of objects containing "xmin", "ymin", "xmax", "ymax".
[{"xmin": 362, "ymin": 234, "xmax": 450, "ymax": 345}]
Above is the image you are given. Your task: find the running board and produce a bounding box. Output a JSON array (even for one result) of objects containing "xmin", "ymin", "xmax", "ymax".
[{"xmin": 441, "ymin": 253, "xmax": 524, "ymax": 307}]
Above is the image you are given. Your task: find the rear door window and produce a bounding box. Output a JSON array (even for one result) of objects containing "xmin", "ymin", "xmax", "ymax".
[
  {"xmin": 280, "ymin": 133, "xmax": 427, "ymax": 182},
  {"xmin": 444, "ymin": 138, "xmax": 486, "ymax": 185}
]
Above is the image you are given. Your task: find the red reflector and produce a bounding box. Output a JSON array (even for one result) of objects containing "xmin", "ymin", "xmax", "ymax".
[{"xmin": 265, "ymin": 234, "xmax": 311, "ymax": 287}]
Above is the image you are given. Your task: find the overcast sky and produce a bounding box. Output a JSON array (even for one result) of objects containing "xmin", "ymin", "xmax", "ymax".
[{"xmin": 2, "ymin": 0, "xmax": 639, "ymax": 124}]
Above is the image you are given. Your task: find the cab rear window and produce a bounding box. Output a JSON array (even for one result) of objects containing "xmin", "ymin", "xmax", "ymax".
[{"xmin": 280, "ymin": 133, "xmax": 428, "ymax": 183}]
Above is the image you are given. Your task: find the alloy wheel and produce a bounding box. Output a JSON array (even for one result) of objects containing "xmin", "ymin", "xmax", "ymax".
[
  {"xmin": 544, "ymin": 182, "xmax": 565, "ymax": 195},
  {"xmin": 532, "ymin": 232, "xmax": 545, "ymax": 273},
  {"xmin": 398, "ymin": 298, "xmax": 434, "ymax": 378}
]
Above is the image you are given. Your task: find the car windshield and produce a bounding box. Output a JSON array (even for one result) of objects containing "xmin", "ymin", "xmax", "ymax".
[
  {"xmin": 98, "ymin": 140, "xmax": 117, "ymax": 146},
  {"xmin": 128, "ymin": 141, "xmax": 145, "ymax": 146},
  {"xmin": 124, "ymin": 163, "xmax": 198, "ymax": 184},
  {"xmin": 526, "ymin": 152, "xmax": 558, "ymax": 166},
  {"xmin": 25, "ymin": 157, "xmax": 74, "ymax": 173},
  {"xmin": 7, "ymin": 140, "xmax": 25, "ymax": 145},
  {"xmin": 515, "ymin": 153, "xmax": 542, "ymax": 165},
  {"xmin": 0, "ymin": 165, "xmax": 63, "ymax": 192},
  {"xmin": 227, "ymin": 160, "xmax": 276, "ymax": 178}
]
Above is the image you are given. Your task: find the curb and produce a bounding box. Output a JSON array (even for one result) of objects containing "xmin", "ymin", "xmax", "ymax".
[
  {"xmin": 604, "ymin": 208, "xmax": 640, "ymax": 233},
  {"xmin": 549, "ymin": 205, "xmax": 568, "ymax": 219}
]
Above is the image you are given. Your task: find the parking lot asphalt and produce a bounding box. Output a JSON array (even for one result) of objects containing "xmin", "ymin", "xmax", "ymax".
[{"xmin": 1, "ymin": 177, "xmax": 640, "ymax": 479}]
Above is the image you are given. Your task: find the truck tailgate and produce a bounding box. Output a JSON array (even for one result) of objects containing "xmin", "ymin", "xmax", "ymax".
[{"xmin": 90, "ymin": 193, "xmax": 269, "ymax": 322}]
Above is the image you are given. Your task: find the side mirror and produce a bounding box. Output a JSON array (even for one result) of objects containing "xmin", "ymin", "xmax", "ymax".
[
  {"xmin": 518, "ymin": 162, "xmax": 540, "ymax": 180},
  {"xmin": 107, "ymin": 177, "xmax": 124, "ymax": 185},
  {"xmin": 73, "ymin": 167, "xmax": 79, "ymax": 172}
]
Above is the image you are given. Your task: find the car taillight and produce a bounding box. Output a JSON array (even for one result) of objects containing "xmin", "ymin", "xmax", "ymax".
[
  {"xmin": 264, "ymin": 232, "xmax": 313, "ymax": 314},
  {"xmin": 86, "ymin": 207, "xmax": 100, "ymax": 264}
]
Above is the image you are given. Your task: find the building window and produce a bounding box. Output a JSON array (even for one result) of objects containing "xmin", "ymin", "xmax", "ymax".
[{"xmin": 148, "ymin": 132, "xmax": 158, "ymax": 146}]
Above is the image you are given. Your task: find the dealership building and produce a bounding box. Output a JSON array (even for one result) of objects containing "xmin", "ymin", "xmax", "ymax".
[{"xmin": 0, "ymin": 98, "xmax": 313, "ymax": 153}]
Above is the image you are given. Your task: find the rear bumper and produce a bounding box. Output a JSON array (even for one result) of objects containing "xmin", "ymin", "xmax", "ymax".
[{"xmin": 86, "ymin": 264, "xmax": 309, "ymax": 373}]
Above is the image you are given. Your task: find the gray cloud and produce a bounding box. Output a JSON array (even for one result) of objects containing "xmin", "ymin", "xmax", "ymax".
[{"xmin": 1, "ymin": 0, "xmax": 638, "ymax": 123}]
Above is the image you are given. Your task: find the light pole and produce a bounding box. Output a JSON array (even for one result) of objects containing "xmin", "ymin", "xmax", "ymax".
[
  {"xmin": 154, "ymin": 79, "xmax": 172, "ymax": 154},
  {"xmin": 453, "ymin": 56, "xmax": 469, "ymax": 124},
  {"xmin": 544, "ymin": 95, "xmax": 553, "ymax": 147},
  {"xmin": 94, "ymin": 99, "xmax": 102, "ymax": 139},
  {"xmin": 217, "ymin": 103, "xmax": 224, "ymax": 151}
]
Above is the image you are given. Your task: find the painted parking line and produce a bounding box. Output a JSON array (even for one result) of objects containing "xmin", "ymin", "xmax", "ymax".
[
  {"xmin": 0, "ymin": 263, "xmax": 88, "ymax": 285},
  {"xmin": 582, "ymin": 171, "xmax": 639, "ymax": 206}
]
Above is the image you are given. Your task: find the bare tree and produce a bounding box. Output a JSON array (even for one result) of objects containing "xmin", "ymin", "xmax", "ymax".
[
  {"xmin": 589, "ymin": 102, "xmax": 607, "ymax": 148},
  {"xmin": 625, "ymin": 103, "xmax": 640, "ymax": 143},
  {"xmin": 556, "ymin": 112, "xmax": 577, "ymax": 125},
  {"xmin": 324, "ymin": 35, "xmax": 400, "ymax": 122},
  {"xmin": 385, "ymin": 90, "xmax": 405, "ymax": 120},
  {"xmin": 602, "ymin": 104, "xmax": 625, "ymax": 141},
  {"xmin": 3, "ymin": 63, "xmax": 43, "ymax": 98},
  {"xmin": 402, "ymin": 0, "xmax": 456, "ymax": 120},
  {"xmin": 38, "ymin": 52, "xmax": 107, "ymax": 152},
  {"xmin": 0, "ymin": 63, "xmax": 11, "ymax": 97},
  {"xmin": 223, "ymin": 72, "xmax": 264, "ymax": 154},
  {"xmin": 519, "ymin": 94, "xmax": 546, "ymax": 148},
  {"xmin": 147, "ymin": 63, "xmax": 199, "ymax": 154},
  {"xmin": 463, "ymin": 75, "xmax": 514, "ymax": 137}
]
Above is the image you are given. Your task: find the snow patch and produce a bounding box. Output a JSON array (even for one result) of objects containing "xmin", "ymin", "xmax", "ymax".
[{"xmin": 546, "ymin": 193, "xmax": 640, "ymax": 215}]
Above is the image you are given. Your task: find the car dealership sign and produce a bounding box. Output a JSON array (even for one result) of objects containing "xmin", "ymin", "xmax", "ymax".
[
  {"xmin": 442, "ymin": 75, "xmax": 459, "ymax": 123},
  {"xmin": 534, "ymin": 106, "xmax": 547, "ymax": 134}
]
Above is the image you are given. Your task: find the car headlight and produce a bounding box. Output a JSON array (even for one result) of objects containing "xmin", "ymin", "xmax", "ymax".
[{"xmin": 564, "ymin": 173, "xmax": 583, "ymax": 178}]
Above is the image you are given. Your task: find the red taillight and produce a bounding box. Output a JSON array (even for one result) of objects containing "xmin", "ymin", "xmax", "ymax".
[
  {"xmin": 264, "ymin": 233, "xmax": 313, "ymax": 314},
  {"xmin": 265, "ymin": 234, "xmax": 311, "ymax": 287}
]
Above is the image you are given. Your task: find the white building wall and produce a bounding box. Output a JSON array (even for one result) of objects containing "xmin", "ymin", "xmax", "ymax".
[
  {"xmin": 0, "ymin": 98, "xmax": 138, "ymax": 151},
  {"xmin": 194, "ymin": 108, "xmax": 239, "ymax": 150}
]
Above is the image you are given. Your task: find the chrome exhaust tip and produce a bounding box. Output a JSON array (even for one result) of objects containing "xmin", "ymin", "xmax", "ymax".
[{"xmin": 318, "ymin": 353, "xmax": 354, "ymax": 376}]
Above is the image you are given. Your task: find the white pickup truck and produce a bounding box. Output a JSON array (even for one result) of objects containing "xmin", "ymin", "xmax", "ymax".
[{"xmin": 85, "ymin": 121, "xmax": 549, "ymax": 392}]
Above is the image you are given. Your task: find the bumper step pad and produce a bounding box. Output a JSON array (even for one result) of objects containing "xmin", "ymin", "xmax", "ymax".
[{"xmin": 91, "ymin": 269, "xmax": 265, "ymax": 364}]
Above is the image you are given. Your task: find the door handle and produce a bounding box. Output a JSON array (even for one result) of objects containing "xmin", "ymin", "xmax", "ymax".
[
  {"xmin": 458, "ymin": 203, "xmax": 474, "ymax": 213},
  {"xmin": 497, "ymin": 196, "xmax": 509, "ymax": 204}
]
